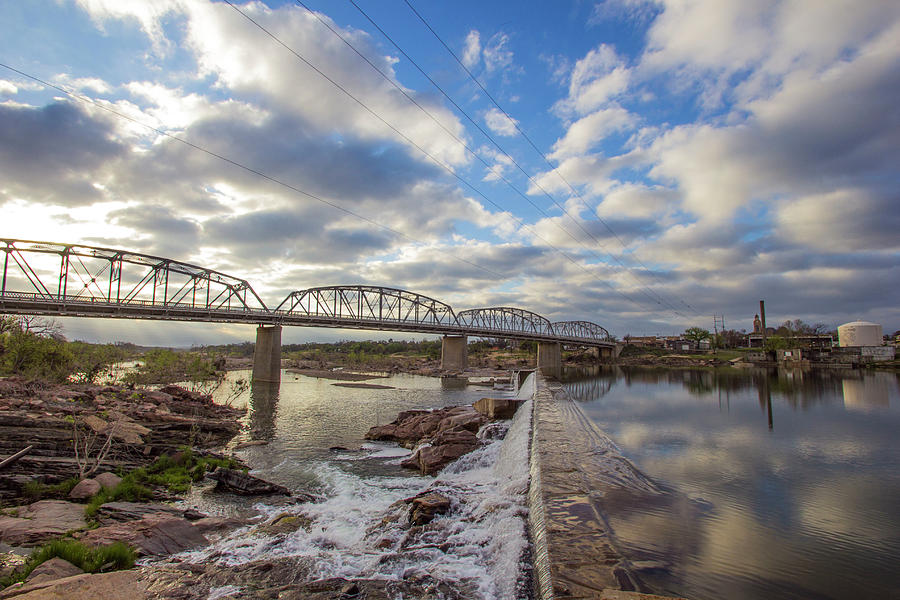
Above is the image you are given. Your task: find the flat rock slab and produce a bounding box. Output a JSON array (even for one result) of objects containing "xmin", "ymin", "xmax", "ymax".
[
  {"xmin": 208, "ymin": 468, "xmax": 291, "ymax": 496},
  {"xmin": 0, "ymin": 501, "xmax": 87, "ymax": 546},
  {"xmin": 96, "ymin": 502, "xmax": 186, "ymax": 524},
  {"xmin": 79, "ymin": 515, "xmax": 208, "ymax": 556},
  {"xmin": 0, "ymin": 569, "xmax": 148, "ymax": 600}
]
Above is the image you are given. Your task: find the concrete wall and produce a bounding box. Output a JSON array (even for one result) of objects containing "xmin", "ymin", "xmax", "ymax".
[
  {"xmin": 536, "ymin": 342, "xmax": 561, "ymax": 377},
  {"xmin": 252, "ymin": 325, "xmax": 282, "ymax": 384},
  {"xmin": 440, "ymin": 335, "xmax": 468, "ymax": 371}
]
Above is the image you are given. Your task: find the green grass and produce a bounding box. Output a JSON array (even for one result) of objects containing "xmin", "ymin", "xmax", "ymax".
[
  {"xmin": 83, "ymin": 447, "xmax": 244, "ymax": 519},
  {"xmin": 22, "ymin": 477, "xmax": 80, "ymax": 502},
  {"xmin": 0, "ymin": 539, "xmax": 135, "ymax": 589}
]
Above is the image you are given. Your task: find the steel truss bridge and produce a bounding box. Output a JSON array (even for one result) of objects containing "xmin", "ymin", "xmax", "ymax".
[{"xmin": 0, "ymin": 239, "xmax": 614, "ymax": 347}]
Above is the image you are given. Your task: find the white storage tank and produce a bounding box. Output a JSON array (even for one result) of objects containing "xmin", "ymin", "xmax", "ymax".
[{"xmin": 838, "ymin": 321, "xmax": 883, "ymax": 347}]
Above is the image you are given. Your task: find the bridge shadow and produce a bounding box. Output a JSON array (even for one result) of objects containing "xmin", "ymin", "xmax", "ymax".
[{"xmin": 248, "ymin": 381, "xmax": 279, "ymax": 441}]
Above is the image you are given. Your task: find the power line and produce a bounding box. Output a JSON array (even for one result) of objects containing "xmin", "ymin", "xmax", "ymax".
[
  {"xmin": 401, "ymin": 0, "xmax": 699, "ymax": 315},
  {"xmin": 293, "ymin": 0, "xmax": 673, "ymax": 314},
  {"xmin": 220, "ymin": 0, "xmax": 658, "ymax": 312},
  {"xmin": 0, "ymin": 62, "xmax": 507, "ymax": 281}
]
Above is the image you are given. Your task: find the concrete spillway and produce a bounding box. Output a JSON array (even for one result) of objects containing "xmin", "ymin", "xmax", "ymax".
[{"xmin": 526, "ymin": 372, "xmax": 685, "ymax": 600}]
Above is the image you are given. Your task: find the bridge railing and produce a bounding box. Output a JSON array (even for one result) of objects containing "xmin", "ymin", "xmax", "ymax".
[
  {"xmin": 2, "ymin": 241, "xmax": 616, "ymax": 345},
  {"xmin": 1, "ymin": 239, "xmax": 268, "ymax": 313}
]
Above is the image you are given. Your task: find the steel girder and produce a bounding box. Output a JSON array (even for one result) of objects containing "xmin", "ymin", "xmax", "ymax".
[
  {"xmin": 456, "ymin": 306, "xmax": 555, "ymax": 336},
  {"xmin": 274, "ymin": 285, "xmax": 457, "ymax": 326},
  {"xmin": 0, "ymin": 239, "xmax": 267, "ymax": 312},
  {"xmin": 551, "ymin": 320, "xmax": 611, "ymax": 342},
  {"xmin": 0, "ymin": 239, "xmax": 617, "ymax": 346}
]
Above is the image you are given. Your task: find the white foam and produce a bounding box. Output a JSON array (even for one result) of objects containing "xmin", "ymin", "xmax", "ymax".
[{"xmin": 183, "ymin": 400, "xmax": 533, "ymax": 600}]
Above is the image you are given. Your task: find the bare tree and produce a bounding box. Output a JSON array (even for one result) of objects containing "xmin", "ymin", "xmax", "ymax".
[
  {"xmin": 71, "ymin": 415, "xmax": 121, "ymax": 478},
  {"xmin": 14, "ymin": 315, "xmax": 66, "ymax": 340}
]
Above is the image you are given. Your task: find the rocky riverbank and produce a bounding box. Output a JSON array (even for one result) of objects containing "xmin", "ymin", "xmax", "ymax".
[{"xmin": 0, "ymin": 378, "xmax": 244, "ymax": 502}]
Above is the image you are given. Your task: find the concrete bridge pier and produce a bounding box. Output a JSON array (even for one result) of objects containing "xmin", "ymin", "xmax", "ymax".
[
  {"xmin": 537, "ymin": 342, "xmax": 561, "ymax": 378},
  {"xmin": 252, "ymin": 325, "xmax": 282, "ymax": 384},
  {"xmin": 598, "ymin": 344, "xmax": 623, "ymax": 361},
  {"xmin": 440, "ymin": 335, "xmax": 468, "ymax": 371}
]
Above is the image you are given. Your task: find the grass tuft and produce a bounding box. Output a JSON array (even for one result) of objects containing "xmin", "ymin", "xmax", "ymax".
[{"xmin": 0, "ymin": 539, "xmax": 135, "ymax": 589}]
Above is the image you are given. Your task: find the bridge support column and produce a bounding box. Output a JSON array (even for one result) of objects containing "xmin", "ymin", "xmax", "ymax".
[
  {"xmin": 252, "ymin": 325, "xmax": 282, "ymax": 384},
  {"xmin": 440, "ymin": 335, "xmax": 468, "ymax": 371},
  {"xmin": 537, "ymin": 342, "xmax": 561, "ymax": 378}
]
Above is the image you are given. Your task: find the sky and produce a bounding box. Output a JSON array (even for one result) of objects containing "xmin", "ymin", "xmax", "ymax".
[{"xmin": 1, "ymin": 0, "xmax": 898, "ymax": 345}]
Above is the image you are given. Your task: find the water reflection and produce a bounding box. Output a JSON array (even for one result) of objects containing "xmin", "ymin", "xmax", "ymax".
[{"xmin": 559, "ymin": 366, "xmax": 900, "ymax": 600}]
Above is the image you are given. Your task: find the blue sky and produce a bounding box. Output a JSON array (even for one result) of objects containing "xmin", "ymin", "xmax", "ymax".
[{"xmin": 1, "ymin": 0, "xmax": 898, "ymax": 345}]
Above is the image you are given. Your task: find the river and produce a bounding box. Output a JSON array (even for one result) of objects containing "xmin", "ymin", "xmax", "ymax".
[
  {"xmin": 175, "ymin": 370, "xmax": 531, "ymax": 599},
  {"xmin": 562, "ymin": 366, "xmax": 900, "ymax": 600}
]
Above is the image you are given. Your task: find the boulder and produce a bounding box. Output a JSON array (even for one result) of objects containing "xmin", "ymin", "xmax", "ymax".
[
  {"xmin": 24, "ymin": 557, "xmax": 84, "ymax": 585},
  {"xmin": 401, "ymin": 429, "xmax": 480, "ymax": 475},
  {"xmin": 68, "ymin": 478, "xmax": 102, "ymax": 500},
  {"xmin": 254, "ymin": 513, "xmax": 313, "ymax": 536},
  {"xmin": 94, "ymin": 472, "xmax": 122, "ymax": 490},
  {"xmin": 406, "ymin": 491, "xmax": 451, "ymax": 526},
  {"xmin": 79, "ymin": 515, "xmax": 208, "ymax": 556},
  {"xmin": 0, "ymin": 501, "xmax": 87, "ymax": 546},
  {"xmin": 208, "ymin": 468, "xmax": 290, "ymax": 496}
]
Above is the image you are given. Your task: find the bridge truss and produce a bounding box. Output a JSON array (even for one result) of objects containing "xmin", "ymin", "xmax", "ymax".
[{"xmin": 0, "ymin": 239, "xmax": 614, "ymax": 347}]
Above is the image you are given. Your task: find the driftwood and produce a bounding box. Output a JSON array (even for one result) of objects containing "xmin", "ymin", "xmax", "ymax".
[{"xmin": 0, "ymin": 445, "xmax": 33, "ymax": 470}]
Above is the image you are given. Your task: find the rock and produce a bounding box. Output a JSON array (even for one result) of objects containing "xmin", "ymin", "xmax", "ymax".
[
  {"xmin": 402, "ymin": 429, "xmax": 480, "ymax": 475},
  {"xmin": 365, "ymin": 406, "xmax": 486, "ymax": 449},
  {"xmin": 95, "ymin": 502, "xmax": 186, "ymax": 524},
  {"xmin": 254, "ymin": 512, "xmax": 313, "ymax": 536},
  {"xmin": 0, "ymin": 569, "xmax": 148, "ymax": 600},
  {"xmin": 473, "ymin": 397, "xmax": 524, "ymax": 420},
  {"xmin": 0, "ymin": 501, "xmax": 87, "ymax": 546},
  {"xmin": 24, "ymin": 557, "xmax": 84, "ymax": 585},
  {"xmin": 233, "ymin": 440, "xmax": 268, "ymax": 450},
  {"xmin": 207, "ymin": 468, "xmax": 290, "ymax": 496},
  {"xmin": 94, "ymin": 472, "xmax": 122, "ymax": 490},
  {"xmin": 406, "ymin": 491, "xmax": 451, "ymax": 526},
  {"xmin": 191, "ymin": 517, "xmax": 248, "ymax": 537},
  {"xmin": 79, "ymin": 515, "xmax": 208, "ymax": 556},
  {"xmin": 68, "ymin": 478, "xmax": 102, "ymax": 500}
]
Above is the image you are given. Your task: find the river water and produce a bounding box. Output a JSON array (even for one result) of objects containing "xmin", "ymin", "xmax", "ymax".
[
  {"xmin": 178, "ymin": 370, "xmax": 531, "ymax": 599},
  {"xmin": 562, "ymin": 366, "xmax": 900, "ymax": 600}
]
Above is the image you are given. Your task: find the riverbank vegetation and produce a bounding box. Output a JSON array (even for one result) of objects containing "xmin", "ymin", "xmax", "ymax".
[{"xmin": 0, "ymin": 539, "xmax": 136, "ymax": 589}]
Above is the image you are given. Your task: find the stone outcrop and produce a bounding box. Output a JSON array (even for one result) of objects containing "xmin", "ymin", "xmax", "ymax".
[
  {"xmin": 0, "ymin": 379, "xmax": 244, "ymax": 501},
  {"xmin": 78, "ymin": 515, "xmax": 208, "ymax": 556},
  {"xmin": 0, "ymin": 569, "xmax": 148, "ymax": 600},
  {"xmin": 405, "ymin": 491, "xmax": 451, "ymax": 525},
  {"xmin": 95, "ymin": 501, "xmax": 191, "ymax": 524},
  {"xmin": 207, "ymin": 468, "xmax": 291, "ymax": 497},
  {"xmin": 0, "ymin": 501, "xmax": 87, "ymax": 546},
  {"xmin": 400, "ymin": 428, "xmax": 481, "ymax": 475},
  {"xmin": 365, "ymin": 406, "xmax": 487, "ymax": 449},
  {"xmin": 366, "ymin": 405, "xmax": 493, "ymax": 475}
]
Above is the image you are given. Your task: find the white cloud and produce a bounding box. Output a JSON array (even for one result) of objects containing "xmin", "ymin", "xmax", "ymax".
[
  {"xmin": 550, "ymin": 105, "xmax": 636, "ymax": 159},
  {"xmin": 0, "ymin": 80, "xmax": 18, "ymax": 95},
  {"xmin": 482, "ymin": 32, "xmax": 515, "ymax": 73},
  {"xmin": 554, "ymin": 44, "xmax": 630, "ymax": 117},
  {"xmin": 483, "ymin": 107, "xmax": 519, "ymax": 137},
  {"xmin": 462, "ymin": 29, "xmax": 481, "ymax": 68}
]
